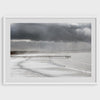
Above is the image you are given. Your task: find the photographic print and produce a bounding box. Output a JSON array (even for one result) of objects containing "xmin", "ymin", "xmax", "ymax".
[{"xmin": 3, "ymin": 18, "xmax": 96, "ymax": 84}]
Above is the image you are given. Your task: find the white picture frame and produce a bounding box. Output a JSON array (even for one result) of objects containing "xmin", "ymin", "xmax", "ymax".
[{"xmin": 3, "ymin": 17, "xmax": 96, "ymax": 85}]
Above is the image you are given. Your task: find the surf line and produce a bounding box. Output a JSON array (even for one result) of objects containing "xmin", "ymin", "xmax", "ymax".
[
  {"xmin": 17, "ymin": 57, "xmax": 54, "ymax": 77},
  {"xmin": 49, "ymin": 58, "xmax": 91, "ymax": 74}
]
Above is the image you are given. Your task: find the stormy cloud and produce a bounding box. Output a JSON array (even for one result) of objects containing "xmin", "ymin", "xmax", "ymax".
[{"xmin": 11, "ymin": 23, "xmax": 91, "ymax": 42}]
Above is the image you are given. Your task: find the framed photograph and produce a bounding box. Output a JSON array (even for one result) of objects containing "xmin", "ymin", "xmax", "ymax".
[{"xmin": 3, "ymin": 17, "xmax": 96, "ymax": 84}]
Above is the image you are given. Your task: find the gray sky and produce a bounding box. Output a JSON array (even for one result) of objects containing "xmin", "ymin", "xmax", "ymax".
[{"xmin": 11, "ymin": 23, "xmax": 91, "ymax": 42}]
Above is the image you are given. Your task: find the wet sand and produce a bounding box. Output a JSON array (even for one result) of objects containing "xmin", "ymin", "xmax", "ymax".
[{"xmin": 10, "ymin": 52, "xmax": 91, "ymax": 78}]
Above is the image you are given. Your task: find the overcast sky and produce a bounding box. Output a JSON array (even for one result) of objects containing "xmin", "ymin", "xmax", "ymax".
[{"xmin": 11, "ymin": 23, "xmax": 91, "ymax": 42}]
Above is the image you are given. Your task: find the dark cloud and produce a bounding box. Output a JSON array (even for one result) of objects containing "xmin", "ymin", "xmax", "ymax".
[{"xmin": 11, "ymin": 23, "xmax": 91, "ymax": 42}]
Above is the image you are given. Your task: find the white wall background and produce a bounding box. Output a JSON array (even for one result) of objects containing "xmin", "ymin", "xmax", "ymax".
[{"xmin": 0, "ymin": 0, "xmax": 100, "ymax": 100}]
